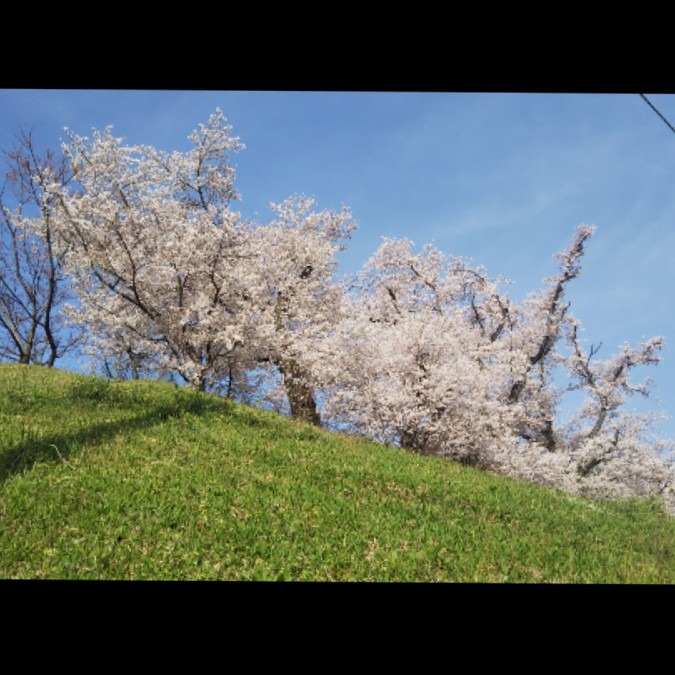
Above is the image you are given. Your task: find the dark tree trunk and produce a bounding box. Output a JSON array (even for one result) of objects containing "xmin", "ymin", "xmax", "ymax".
[
  {"xmin": 279, "ymin": 357, "xmax": 321, "ymax": 426},
  {"xmin": 273, "ymin": 287, "xmax": 321, "ymax": 426}
]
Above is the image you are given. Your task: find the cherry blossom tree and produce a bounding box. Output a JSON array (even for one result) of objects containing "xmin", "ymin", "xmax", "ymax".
[
  {"xmin": 503, "ymin": 226, "xmax": 596, "ymax": 452},
  {"xmin": 316, "ymin": 227, "xmax": 674, "ymax": 508},
  {"xmin": 48, "ymin": 111, "xmax": 354, "ymax": 423},
  {"xmin": 317, "ymin": 236, "xmax": 520, "ymax": 465},
  {"xmin": 492, "ymin": 226, "xmax": 674, "ymax": 504},
  {"xmin": 49, "ymin": 110, "xmax": 253, "ymax": 391},
  {"xmin": 246, "ymin": 195, "xmax": 354, "ymax": 424},
  {"xmin": 559, "ymin": 325, "xmax": 674, "ymax": 499}
]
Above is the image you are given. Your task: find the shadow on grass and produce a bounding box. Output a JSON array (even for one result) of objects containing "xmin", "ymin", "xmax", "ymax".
[{"xmin": 0, "ymin": 398, "xmax": 224, "ymax": 483}]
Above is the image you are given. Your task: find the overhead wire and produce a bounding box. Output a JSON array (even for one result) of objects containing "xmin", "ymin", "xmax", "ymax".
[{"xmin": 640, "ymin": 93, "xmax": 675, "ymax": 136}]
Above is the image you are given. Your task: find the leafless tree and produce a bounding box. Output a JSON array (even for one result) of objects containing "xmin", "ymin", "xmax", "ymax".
[{"xmin": 0, "ymin": 130, "xmax": 77, "ymax": 366}]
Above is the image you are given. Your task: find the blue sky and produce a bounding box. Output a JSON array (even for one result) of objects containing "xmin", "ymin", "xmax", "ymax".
[{"xmin": 1, "ymin": 89, "xmax": 674, "ymax": 440}]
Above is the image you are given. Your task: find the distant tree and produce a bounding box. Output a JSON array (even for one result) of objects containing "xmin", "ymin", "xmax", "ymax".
[
  {"xmin": 0, "ymin": 130, "xmax": 76, "ymax": 366},
  {"xmin": 487, "ymin": 227, "xmax": 674, "ymax": 503},
  {"xmin": 316, "ymin": 228, "xmax": 675, "ymax": 508},
  {"xmin": 317, "ymin": 236, "xmax": 519, "ymax": 465}
]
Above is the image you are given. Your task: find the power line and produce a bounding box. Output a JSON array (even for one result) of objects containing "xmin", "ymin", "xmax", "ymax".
[{"xmin": 640, "ymin": 93, "xmax": 675, "ymax": 136}]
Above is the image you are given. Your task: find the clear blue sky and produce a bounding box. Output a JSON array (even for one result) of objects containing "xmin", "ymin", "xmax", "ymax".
[{"xmin": 1, "ymin": 89, "xmax": 673, "ymax": 440}]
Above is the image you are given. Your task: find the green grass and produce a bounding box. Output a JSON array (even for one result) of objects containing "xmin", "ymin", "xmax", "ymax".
[{"xmin": 0, "ymin": 363, "xmax": 673, "ymax": 582}]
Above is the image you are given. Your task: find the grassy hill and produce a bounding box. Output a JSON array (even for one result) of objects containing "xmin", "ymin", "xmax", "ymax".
[{"xmin": 0, "ymin": 363, "xmax": 673, "ymax": 583}]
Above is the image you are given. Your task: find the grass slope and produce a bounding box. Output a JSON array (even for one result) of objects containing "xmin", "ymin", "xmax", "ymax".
[{"xmin": 0, "ymin": 364, "xmax": 673, "ymax": 583}]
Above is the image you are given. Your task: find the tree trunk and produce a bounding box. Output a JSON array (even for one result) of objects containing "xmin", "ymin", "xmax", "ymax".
[
  {"xmin": 273, "ymin": 289, "xmax": 321, "ymax": 426},
  {"xmin": 279, "ymin": 357, "xmax": 321, "ymax": 426}
]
